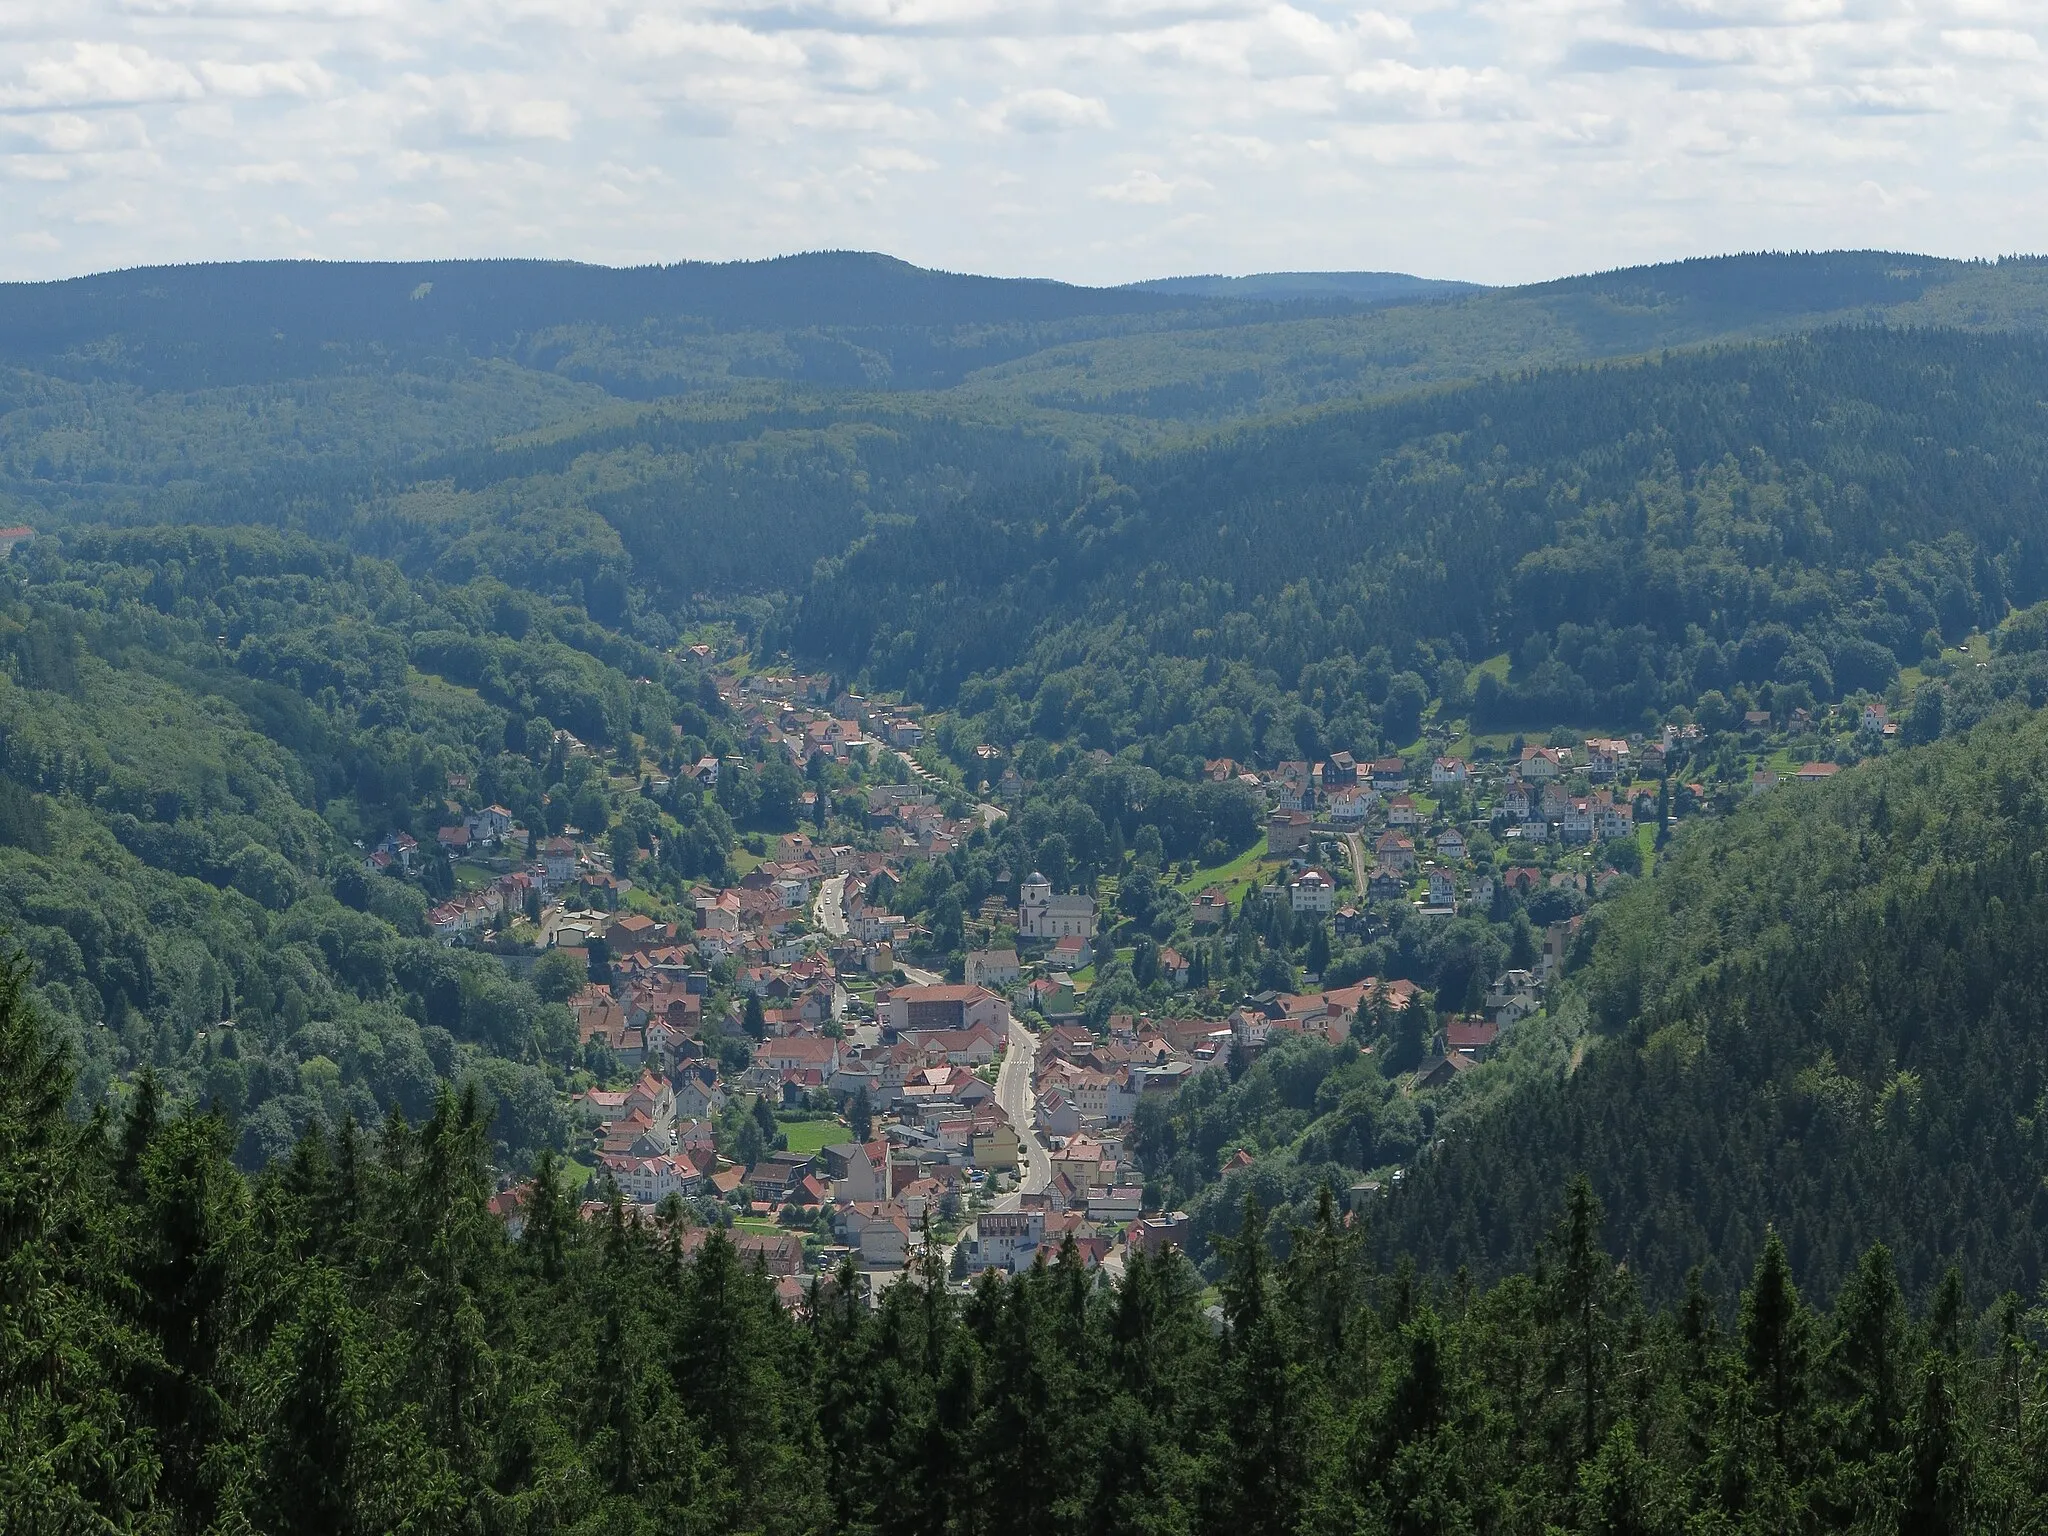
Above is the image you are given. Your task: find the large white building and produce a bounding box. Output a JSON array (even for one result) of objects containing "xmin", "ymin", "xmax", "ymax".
[
  {"xmin": 1018, "ymin": 872, "xmax": 1097, "ymax": 941},
  {"xmin": 1289, "ymin": 869, "xmax": 1336, "ymax": 913},
  {"xmin": 877, "ymin": 983, "xmax": 1013, "ymax": 1036}
]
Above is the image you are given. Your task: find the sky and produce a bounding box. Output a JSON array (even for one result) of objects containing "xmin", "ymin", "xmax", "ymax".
[{"xmin": 1, "ymin": 1, "xmax": 2044, "ymax": 287}]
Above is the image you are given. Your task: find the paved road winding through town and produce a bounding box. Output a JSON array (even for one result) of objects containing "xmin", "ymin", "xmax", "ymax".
[
  {"xmin": 815, "ymin": 874, "xmax": 848, "ymax": 938},
  {"xmin": 988, "ymin": 1014, "xmax": 1052, "ymax": 1214}
]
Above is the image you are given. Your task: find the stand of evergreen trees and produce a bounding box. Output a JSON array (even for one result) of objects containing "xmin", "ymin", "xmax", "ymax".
[{"xmin": 7, "ymin": 944, "xmax": 2046, "ymax": 1534}]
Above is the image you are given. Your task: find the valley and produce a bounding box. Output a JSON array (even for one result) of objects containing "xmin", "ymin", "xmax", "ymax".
[{"xmin": 7, "ymin": 248, "xmax": 2048, "ymax": 1530}]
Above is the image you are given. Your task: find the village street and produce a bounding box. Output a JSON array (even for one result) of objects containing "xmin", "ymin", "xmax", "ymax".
[
  {"xmin": 814, "ymin": 874, "xmax": 848, "ymax": 938},
  {"xmin": 988, "ymin": 1014, "xmax": 1052, "ymax": 1214}
]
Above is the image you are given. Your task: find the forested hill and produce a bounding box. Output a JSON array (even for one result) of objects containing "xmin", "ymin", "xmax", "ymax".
[
  {"xmin": 1378, "ymin": 704, "xmax": 2048, "ymax": 1308},
  {"xmin": 0, "ymin": 252, "xmax": 1235, "ymax": 394},
  {"xmin": 790, "ymin": 326, "xmax": 2048, "ymax": 756},
  {"xmin": 0, "ymin": 525, "xmax": 749, "ymax": 1176},
  {"xmin": 9, "ymin": 250, "xmax": 2048, "ymax": 633}
]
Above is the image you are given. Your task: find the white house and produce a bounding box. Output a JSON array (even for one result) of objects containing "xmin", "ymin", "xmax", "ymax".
[
  {"xmin": 1328, "ymin": 786, "xmax": 1376, "ymax": 825},
  {"xmin": 540, "ymin": 837, "xmax": 578, "ymax": 886},
  {"xmin": 965, "ymin": 948, "xmax": 1022, "ymax": 989},
  {"xmin": 1431, "ymin": 757, "xmax": 1468, "ymax": 787},
  {"xmin": 1583, "ymin": 739, "xmax": 1629, "ymax": 781},
  {"xmin": 973, "ymin": 1210, "xmax": 1047, "ymax": 1275},
  {"xmin": 606, "ymin": 1152, "xmax": 702, "ymax": 1206},
  {"xmin": 1289, "ymin": 869, "xmax": 1336, "ymax": 913},
  {"xmin": 464, "ymin": 805, "xmax": 515, "ymax": 845}
]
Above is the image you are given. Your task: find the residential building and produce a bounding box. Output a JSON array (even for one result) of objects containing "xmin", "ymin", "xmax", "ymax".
[
  {"xmin": 965, "ymin": 948, "xmax": 1022, "ymax": 989},
  {"xmin": 540, "ymin": 837, "xmax": 578, "ymax": 886},
  {"xmin": 839, "ymin": 1201, "xmax": 912, "ymax": 1267},
  {"xmin": 1374, "ymin": 830, "xmax": 1416, "ymax": 874},
  {"xmin": 1584, "ymin": 738, "xmax": 1630, "ymax": 781},
  {"xmin": 1289, "ymin": 869, "xmax": 1336, "ymax": 913},
  {"xmin": 1328, "ymin": 786, "xmax": 1374, "ymax": 825},
  {"xmin": 753, "ymin": 1035, "xmax": 844, "ymax": 1081},
  {"xmin": 974, "ymin": 1210, "xmax": 1047, "ymax": 1275},
  {"xmin": 971, "ymin": 1121, "xmax": 1021, "ymax": 1171},
  {"xmin": 821, "ymin": 1142, "xmax": 885, "ymax": 1202},
  {"xmin": 1048, "ymin": 935, "xmax": 1093, "ymax": 971},
  {"xmin": 1445, "ymin": 1016, "xmax": 1501, "ymax": 1057},
  {"xmin": 1266, "ymin": 812, "xmax": 1313, "ymax": 857},
  {"xmin": 1189, "ymin": 886, "xmax": 1232, "ymax": 929},
  {"xmin": 1416, "ymin": 1051, "xmax": 1476, "ymax": 1090},
  {"xmin": 605, "ymin": 1152, "xmax": 702, "ymax": 1206}
]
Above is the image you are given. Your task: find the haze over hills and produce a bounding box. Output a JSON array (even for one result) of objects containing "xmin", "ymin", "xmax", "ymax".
[{"xmin": 1122, "ymin": 271, "xmax": 1481, "ymax": 302}]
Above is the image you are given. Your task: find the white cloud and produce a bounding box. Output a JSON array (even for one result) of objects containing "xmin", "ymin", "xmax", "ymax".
[
  {"xmin": 195, "ymin": 58, "xmax": 334, "ymax": 98},
  {"xmin": 861, "ymin": 144, "xmax": 937, "ymax": 170},
  {"xmin": 987, "ymin": 86, "xmax": 1113, "ymax": 132},
  {"xmin": 1090, "ymin": 166, "xmax": 1207, "ymax": 201},
  {"xmin": 0, "ymin": 0, "xmax": 2043, "ymax": 283},
  {"xmin": 1940, "ymin": 28, "xmax": 2040, "ymax": 60},
  {"xmin": 1, "ymin": 42, "xmax": 201, "ymax": 109}
]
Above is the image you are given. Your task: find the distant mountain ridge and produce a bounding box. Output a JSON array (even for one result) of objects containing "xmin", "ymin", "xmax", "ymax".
[
  {"xmin": 0, "ymin": 252, "xmax": 1210, "ymax": 391},
  {"xmin": 0, "ymin": 251, "xmax": 1185, "ymax": 349},
  {"xmin": 4, "ymin": 247, "xmax": 2041, "ymax": 401}
]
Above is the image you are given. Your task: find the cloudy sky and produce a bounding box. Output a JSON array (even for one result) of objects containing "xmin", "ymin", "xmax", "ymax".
[{"xmin": 1, "ymin": 0, "xmax": 2043, "ymax": 286}]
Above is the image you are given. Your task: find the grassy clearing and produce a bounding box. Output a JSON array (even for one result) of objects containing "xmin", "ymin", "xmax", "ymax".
[
  {"xmin": 778, "ymin": 1117, "xmax": 846, "ymax": 1156},
  {"xmin": 1177, "ymin": 842, "xmax": 1276, "ymax": 903}
]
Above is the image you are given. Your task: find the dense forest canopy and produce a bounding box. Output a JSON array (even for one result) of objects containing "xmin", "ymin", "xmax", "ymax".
[
  {"xmin": 791, "ymin": 328, "xmax": 2048, "ymax": 759},
  {"xmin": 1375, "ymin": 702, "xmax": 2048, "ymax": 1308},
  {"xmin": 0, "ymin": 522, "xmax": 748, "ymax": 1175},
  {"xmin": 8, "ymin": 964, "xmax": 2048, "ymax": 1533}
]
